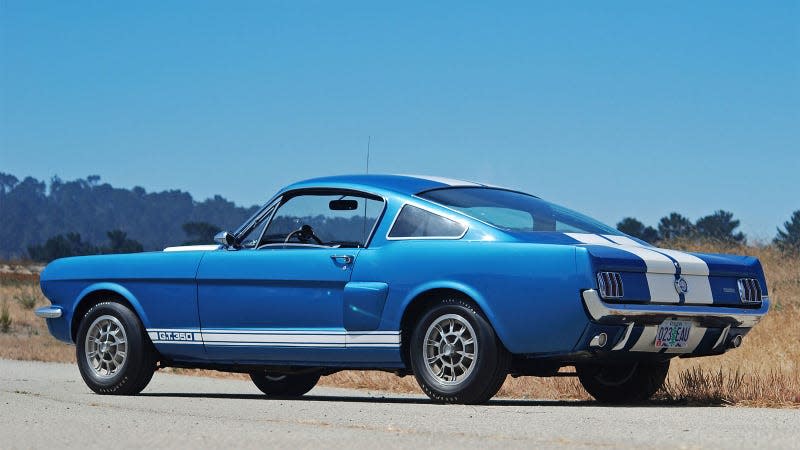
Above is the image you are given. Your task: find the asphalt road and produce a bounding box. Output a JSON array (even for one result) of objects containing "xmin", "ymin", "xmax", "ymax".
[{"xmin": 0, "ymin": 359, "xmax": 796, "ymax": 449}]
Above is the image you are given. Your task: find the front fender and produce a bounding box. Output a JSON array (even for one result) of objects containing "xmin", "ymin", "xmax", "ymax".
[{"xmin": 68, "ymin": 282, "xmax": 150, "ymax": 341}]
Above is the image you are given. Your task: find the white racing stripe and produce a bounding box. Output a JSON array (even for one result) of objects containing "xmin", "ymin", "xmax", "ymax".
[
  {"xmin": 603, "ymin": 235, "xmax": 710, "ymax": 276},
  {"xmin": 401, "ymin": 174, "xmax": 481, "ymax": 187},
  {"xmin": 568, "ymin": 233, "xmax": 715, "ymax": 304},
  {"xmin": 567, "ymin": 233, "xmax": 676, "ymax": 274},
  {"xmin": 645, "ymin": 274, "xmax": 680, "ymax": 304},
  {"xmin": 630, "ymin": 326, "xmax": 658, "ymax": 352}
]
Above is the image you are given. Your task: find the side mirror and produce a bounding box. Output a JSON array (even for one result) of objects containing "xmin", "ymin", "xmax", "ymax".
[{"xmin": 214, "ymin": 231, "xmax": 236, "ymax": 247}]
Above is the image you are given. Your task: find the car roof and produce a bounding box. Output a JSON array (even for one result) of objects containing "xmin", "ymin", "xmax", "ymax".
[{"xmin": 282, "ymin": 174, "xmax": 501, "ymax": 196}]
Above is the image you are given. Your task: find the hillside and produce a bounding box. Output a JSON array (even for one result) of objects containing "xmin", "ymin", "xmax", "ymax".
[{"xmin": 0, "ymin": 174, "xmax": 259, "ymax": 259}]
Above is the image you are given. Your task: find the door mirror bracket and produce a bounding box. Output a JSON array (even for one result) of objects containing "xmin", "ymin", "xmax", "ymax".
[{"xmin": 214, "ymin": 231, "xmax": 237, "ymax": 248}]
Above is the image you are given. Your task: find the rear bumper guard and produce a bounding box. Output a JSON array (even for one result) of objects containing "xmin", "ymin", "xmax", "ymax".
[{"xmin": 582, "ymin": 289, "xmax": 769, "ymax": 328}]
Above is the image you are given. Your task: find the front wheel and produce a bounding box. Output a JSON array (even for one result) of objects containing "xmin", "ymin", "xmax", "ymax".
[
  {"xmin": 75, "ymin": 302, "xmax": 157, "ymax": 395},
  {"xmin": 249, "ymin": 371, "xmax": 320, "ymax": 397},
  {"xmin": 409, "ymin": 298, "xmax": 510, "ymax": 404},
  {"xmin": 577, "ymin": 360, "xmax": 670, "ymax": 404}
]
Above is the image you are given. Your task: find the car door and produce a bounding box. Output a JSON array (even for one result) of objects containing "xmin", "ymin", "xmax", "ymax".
[{"xmin": 196, "ymin": 190, "xmax": 384, "ymax": 363}]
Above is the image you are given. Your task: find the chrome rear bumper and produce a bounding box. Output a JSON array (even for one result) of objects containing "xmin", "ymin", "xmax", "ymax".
[
  {"xmin": 35, "ymin": 306, "xmax": 63, "ymax": 319},
  {"xmin": 582, "ymin": 289, "xmax": 769, "ymax": 328}
]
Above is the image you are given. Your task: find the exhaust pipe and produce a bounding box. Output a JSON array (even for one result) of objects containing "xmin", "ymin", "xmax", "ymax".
[
  {"xmin": 727, "ymin": 334, "xmax": 743, "ymax": 349},
  {"xmin": 589, "ymin": 332, "xmax": 608, "ymax": 348}
]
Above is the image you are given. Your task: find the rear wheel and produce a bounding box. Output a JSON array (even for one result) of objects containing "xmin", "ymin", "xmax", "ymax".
[
  {"xmin": 75, "ymin": 302, "xmax": 157, "ymax": 395},
  {"xmin": 409, "ymin": 298, "xmax": 509, "ymax": 404},
  {"xmin": 249, "ymin": 371, "xmax": 320, "ymax": 397},
  {"xmin": 577, "ymin": 360, "xmax": 670, "ymax": 404}
]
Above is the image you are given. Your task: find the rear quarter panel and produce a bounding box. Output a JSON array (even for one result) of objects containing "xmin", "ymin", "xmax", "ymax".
[{"xmin": 352, "ymin": 240, "xmax": 591, "ymax": 355}]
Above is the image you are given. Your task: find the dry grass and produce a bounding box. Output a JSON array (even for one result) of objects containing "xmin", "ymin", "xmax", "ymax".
[{"xmin": 1, "ymin": 242, "xmax": 797, "ymax": 407}]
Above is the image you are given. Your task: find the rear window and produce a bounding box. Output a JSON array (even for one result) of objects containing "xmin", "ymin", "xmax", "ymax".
[
  {"xmin": 419, "ymin": 187, "xmax": 621, "ymax": 235},
  {"xmin": 388, "ymin": 205, "xmax": 467, "ymax": 239}
]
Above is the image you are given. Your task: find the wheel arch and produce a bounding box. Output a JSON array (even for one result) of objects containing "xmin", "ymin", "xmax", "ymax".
[
  {"xmin": 70, "ymin": 283, "xmax": 150, "ymax": 343},
  {"xmin": 398, "ymin": 283, "xmax": 509, "ymax": 368}
]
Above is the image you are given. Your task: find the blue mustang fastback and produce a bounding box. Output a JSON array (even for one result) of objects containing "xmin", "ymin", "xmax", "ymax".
[{"xmin": 36, "ymin": 175, "xmax": 769, "ymax": 404}]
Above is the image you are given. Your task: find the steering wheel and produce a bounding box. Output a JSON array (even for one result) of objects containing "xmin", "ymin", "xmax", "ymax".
[{"xmin": 284, "ymin": 224, "xmax": 324, "ymax": 245}]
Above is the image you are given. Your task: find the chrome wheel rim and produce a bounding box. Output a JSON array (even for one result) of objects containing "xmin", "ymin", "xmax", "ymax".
[
  {"xmin": 423, "ymin": 313, "xmax": 478, "ymax": 385},
  {"xmin": 84, "ymin": 315, "xmax": 128, "ymax": 378}
]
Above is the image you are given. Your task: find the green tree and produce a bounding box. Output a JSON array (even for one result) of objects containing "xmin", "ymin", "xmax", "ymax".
[
  {"xmin": 0, "ymin": 173, "xmax": 18, "ymax": 194},
  {"xmin": 27, "ymin": 232, "xmax": 98, "ymax": 261},
  {"xmin": 774, "ymin": 210, "xmax": 800, "ymax": 253},
  {"xmin": 182, "ymin": 222, "xmax": 222, "ymax": 245},
  {"xmin": 694, "ymin": 210, "xmax": 745, "ymax": 243},
  {"xmin": 657, "ymin": 213, "xmax": 695, "ymax": 240},
  {"xmin": 103, "ymin": 230, "xmax": 144, "ymax": 254},
  {"xmin": 616, "ymin": 217, "xmax": 659, "ymax": 243}
]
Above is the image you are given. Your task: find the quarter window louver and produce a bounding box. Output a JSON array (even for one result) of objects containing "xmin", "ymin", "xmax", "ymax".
[
  {"xmin": 737, "ymin": 278, "xmax": 762, "ymax": 304},
  {"xmin": 597, "ymin": 272, "xmax": 624, "ymax": 299}
]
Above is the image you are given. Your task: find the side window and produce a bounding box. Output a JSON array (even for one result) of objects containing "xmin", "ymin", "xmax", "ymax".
[
  {"xmin": 388, "ymin": 205, "xmax": 467, "ymax": 239},
  {"xmin": 261, "ymin": 193, "xmax": 383, "ymax": 248}
]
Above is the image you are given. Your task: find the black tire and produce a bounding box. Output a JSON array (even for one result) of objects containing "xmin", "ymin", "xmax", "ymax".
[
  {"xmin": 409, "ymin": 298, "xmax": 510, "ymax": 404},
  {"xmin": 577, "ymin": 360, "xmax": 670, "ymax": 404},
  {"xmin": 249, "ymin": 371, "xmax": 321, "ymax": 397},
  {"xmin": 75, "ymin": 301, "xmax": 157, "ymax": 395}
]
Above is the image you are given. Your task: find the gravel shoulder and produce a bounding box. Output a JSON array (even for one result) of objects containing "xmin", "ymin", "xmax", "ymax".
[{"xmin": 0, "ymin": 359, "xmax": 796, "ymax": 449}]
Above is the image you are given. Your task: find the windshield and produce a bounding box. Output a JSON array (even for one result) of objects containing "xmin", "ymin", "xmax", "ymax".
[{"xmin": 419, "ymin": 188, "xmax": 621, "ymax": 235}]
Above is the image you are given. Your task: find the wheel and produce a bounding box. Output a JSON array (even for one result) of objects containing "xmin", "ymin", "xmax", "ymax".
[
  {"xmin": 577, "ymin": 360, "xmax": 670, "ymax": 404},
  {"xmin": 75, "ymin": 302, "xmax": 157, "ymax": 395},
  {"xmin": 249, "ymin": 371, "xmax": 320, "ymax": 397},
  {"xmin": 409, "ymin": 298, "xmax": 510, "ymax": 404}
]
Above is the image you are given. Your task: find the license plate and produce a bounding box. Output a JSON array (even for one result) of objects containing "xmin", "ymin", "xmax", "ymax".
[{"xmin": 655, "ymin": 320, "xmax": 692, "ymax": 348}]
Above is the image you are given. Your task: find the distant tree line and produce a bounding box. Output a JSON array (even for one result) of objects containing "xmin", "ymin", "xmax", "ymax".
[
  {"xmin": 3, "ymin": 172, "xmax": 799, "ymax": 261},
  {"xmin": 0, "ymin": 173, "xmax": 258, "ymax": 260},
  {"xmin": 616, "ymin": 209, "xmax": 800, "ymax": 253},
  {"xmin": 27, "ymin": 230, "xmax": 143, "ymax": 261},
  {"xmin": 25, "ymin": 222, "xmax": 225, "ymax": 262}
]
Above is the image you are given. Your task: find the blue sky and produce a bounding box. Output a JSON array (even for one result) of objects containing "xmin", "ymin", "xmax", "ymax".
[{"xmin": 1, "ymin": 1, "xmax": 798, "ymax": 240}]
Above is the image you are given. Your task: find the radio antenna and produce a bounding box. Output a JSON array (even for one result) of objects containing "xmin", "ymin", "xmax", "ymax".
[
  {"xmin": 362, "ymin": 136, "xmax": 371, "ymax": 244},
  {"xmin": 366, "ymin": 135, "xmax": 371, "ymax": 174}
]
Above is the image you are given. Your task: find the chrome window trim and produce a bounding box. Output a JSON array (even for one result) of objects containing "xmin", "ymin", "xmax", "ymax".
[
  {"xmin": 259, "ymin": 187, "xmax": 387, "ymax": 249},
  {"xmin": 385, "ymin": 202, "xmax": 469, "ymax": 241},
  {"xmin": 411, "ymin": 193, "xmax": 507, "ymax": 233},
  {"xmin": 234, "ymin": 195, "xmax": 282, "ymax": 243},
  {"xmin": 252, "ymin": 201, "xmax": 281, "ymax": 248}
]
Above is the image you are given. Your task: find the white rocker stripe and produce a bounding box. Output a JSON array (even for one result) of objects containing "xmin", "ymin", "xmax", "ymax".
[
  {"xmin": 147, "ymin": 329, "xmax": 401, "ymax": 347},
  {"xmin": 201, "ymin": 333, "xmax": 344, "ymax": 345},
  {"xmin": 202, "ymin": 342, "xmax": 344, "ymax": 348}
]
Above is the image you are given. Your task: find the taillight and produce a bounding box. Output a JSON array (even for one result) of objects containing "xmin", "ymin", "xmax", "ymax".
[
  {"xmin": 737, "ymin": 278, "xmax": 762, "ymax": 304},
  {"xmin": 597, "ymin": 272, "xmax": 624, "ymax": 299}
]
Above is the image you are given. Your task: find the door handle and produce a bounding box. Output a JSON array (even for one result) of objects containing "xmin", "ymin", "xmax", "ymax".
[{"xmin": 330, "ymin": 255, "xmax": 354, "ymax": 265}]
